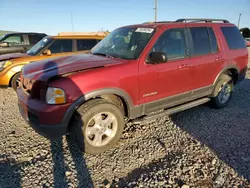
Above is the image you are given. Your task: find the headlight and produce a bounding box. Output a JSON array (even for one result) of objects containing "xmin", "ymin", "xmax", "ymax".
[
  {"xmin": 46, "ymin": 87, "xmax": 66, "ymax": 104},
  {"xmin": 0, "ymin": 60, "xmax": 12, "ymax": 71}
]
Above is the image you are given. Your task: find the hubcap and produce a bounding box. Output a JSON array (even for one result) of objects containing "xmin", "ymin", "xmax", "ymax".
[
  {"xmin": 85, "ymin": 112, "xmax": 118, "ymax": 147},
  {"xmin": 218, "ymin": 82, "xmax": 231, "ymax": 104}
]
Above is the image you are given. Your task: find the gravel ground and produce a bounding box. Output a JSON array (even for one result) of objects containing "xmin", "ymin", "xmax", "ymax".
[{"xmin": 0, "ymin": 51, "xmax": 250, "ymax": 187}]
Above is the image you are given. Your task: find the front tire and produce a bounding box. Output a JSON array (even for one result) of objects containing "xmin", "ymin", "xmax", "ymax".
[
  {"xmin": 71, "ymin": 99, "xmax": 125, "ymax": 155},
  {"xmin": 211, "ymin": 74, "xmax": 234, "ymax": 109}
]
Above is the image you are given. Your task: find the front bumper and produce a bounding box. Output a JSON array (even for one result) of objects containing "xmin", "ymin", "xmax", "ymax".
[
  {"xmin": 17, "ymin": 87, "xmax": 71, "ymax": 139},
  {"xmin": 0, "ymin": 70, "xmax": 12, "ymax": 86}
]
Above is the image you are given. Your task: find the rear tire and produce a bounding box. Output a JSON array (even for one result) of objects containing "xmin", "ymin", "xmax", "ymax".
[
  {"xmin": 71, "ymin": 99, "xmax": 125, "ymax": 155},
  {"xmin": 211, "ymin": 74, "xmax": 233, "ymax": 109},
  {"xmin": 11, "ymin": 72, "xmax": 21, "ymax": 91}
]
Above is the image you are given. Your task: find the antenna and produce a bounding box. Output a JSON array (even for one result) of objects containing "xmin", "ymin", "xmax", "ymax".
[
  {"xmin": 237, "ymin": 13, "xmax": 241, "ymax": 28},
  {"xmin": 70, "ymin": 12, "xmax": 75, "ymax": 34}
]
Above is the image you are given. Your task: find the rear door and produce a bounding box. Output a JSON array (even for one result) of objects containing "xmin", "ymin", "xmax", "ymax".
[
  {"xmin": 186, "ymin": 25, "xmax": 223, "ymax": 98},
  {"xmin": 75, "ymin": 39, "xmax": 98, "ymax": 53}
]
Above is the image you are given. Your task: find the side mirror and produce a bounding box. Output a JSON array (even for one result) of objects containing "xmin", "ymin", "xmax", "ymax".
[
  {"xmin": 42, "ymin": 49, "xmax": 51, "ymax": 56},
  {"xmin": 0, "ymin": 42, "xmax": 9, "ymax": 47},
  {"xmin": 147, "ymin": 52, "xmax": 167, "ymax": 64}
]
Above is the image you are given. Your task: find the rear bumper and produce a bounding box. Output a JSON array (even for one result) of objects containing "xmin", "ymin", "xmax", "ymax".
[{"xmin": 17, "ymin": 87, "xmax": 71, "ymax": 139}]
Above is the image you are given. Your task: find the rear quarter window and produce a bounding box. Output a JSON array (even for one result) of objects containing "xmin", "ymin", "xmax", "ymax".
[
  {"xmin": 221, "ymin": 26, "xmax": 246, "ymax": 50},
  {"xmin": 29, "ymin": 34, "xmax": 45, "ymax": 45}
]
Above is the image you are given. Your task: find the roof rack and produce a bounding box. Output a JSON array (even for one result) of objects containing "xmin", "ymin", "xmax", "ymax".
[
  {"xmin": 142, "ymin": 21, "xmax": 173, "ymax": 24},
  {"xmin": 175, "ymin": 18, "xmax": 229, "ymax": 23}
]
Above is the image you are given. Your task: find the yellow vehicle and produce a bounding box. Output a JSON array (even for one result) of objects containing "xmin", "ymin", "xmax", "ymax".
[{"xmin": 0, "ymin": 34, "xmax": 105, "ymax": 90}]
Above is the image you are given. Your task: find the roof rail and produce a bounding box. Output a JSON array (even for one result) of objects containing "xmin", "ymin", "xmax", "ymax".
[
  {"xmin": 175, "ymin": 18, "xmax": 229, "ymax": 23},
  {"xmin": 143, "ymin": 21, "xmax": 173, "ymax": 24}
]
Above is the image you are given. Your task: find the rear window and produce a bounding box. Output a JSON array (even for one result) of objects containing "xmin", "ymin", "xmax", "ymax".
[
  {"xmin": 29, "ymin": 34, "xmax": 45, "ymax": 45},
  {"xmin": 76, "ymin": 39, "xmax": 98, "ymax": 51},
  {"xmin": 190, "ymin": 27, "xmax": 211, "ymax": 56},
  {"xmin": 221, "ymin": 26, "xmax": 246, "ymax": 50}
]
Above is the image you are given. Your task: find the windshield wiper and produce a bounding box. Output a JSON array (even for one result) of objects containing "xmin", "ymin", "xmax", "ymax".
[{"xmin": 92, "ymin": 52, "xmax": 116, "ymax": 59}]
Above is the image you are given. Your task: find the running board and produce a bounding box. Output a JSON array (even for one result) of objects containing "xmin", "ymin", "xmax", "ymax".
[{"xmin": 131, "ymin": 98, "xmax": 211, "ymax": 124}]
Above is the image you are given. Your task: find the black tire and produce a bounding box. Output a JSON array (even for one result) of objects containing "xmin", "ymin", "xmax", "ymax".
[
  {"xmin": 211, "ymin": 74, "xmax": 234, "ymax": 109},
  {"xmin": 71, "ymin": 99, "xmax": 125, "ymax": 155},
  {"xmin": 11, "ymin": 72, "xmax": 21, "ymax": 91}
]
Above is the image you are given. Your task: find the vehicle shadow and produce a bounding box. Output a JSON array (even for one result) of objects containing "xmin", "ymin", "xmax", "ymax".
[
  {"xmin": 0, "ymin": 154, "xmax": 22, "ymax": 188},
  {"xmin": 50, "ymin": 133, "xmax": 94, "ymax": 188},
  {"xmin": 34, "ymin": 60, "xmax": 94, "ymax": 187},
  {"xmin": 170, "ymin": 78, "xmax": 250, "ymax": 181}
]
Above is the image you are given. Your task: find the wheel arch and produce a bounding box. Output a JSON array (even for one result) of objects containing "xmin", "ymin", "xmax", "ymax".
[
  {"xmin": 213, "ymin": 65, "xmax": 239, "ymax": 86},
  {"xmin": 62, "ymin": 88, "xmax": 136, "ymax": 127},
  {"xmin": 8, "ymin": 65, "xmax": 24, "ymax": 86},
  {"xmin": 9, "ymin": 71, "xmax": 21, "ymax": 87}
]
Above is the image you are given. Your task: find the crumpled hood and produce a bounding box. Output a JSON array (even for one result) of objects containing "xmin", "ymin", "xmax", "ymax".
[
  {"xmin": 23, "ymin": 53, "xmax": 126, "ymax": 81},
  {"xmin": 0, "ymin": 52, "xmax": 29, "ymax": 61}
]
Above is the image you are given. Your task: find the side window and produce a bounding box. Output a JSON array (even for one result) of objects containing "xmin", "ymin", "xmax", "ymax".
[
  {"xmin": 48, "ymin": 39, "xmax": 73, "ymax": 54},
  {"xmin": 208, "ymin": 27, "xmax": 218, "ymax": 53},
  {"xmin": 221, "ymin": 26, "xmax": 246, "ymax": 50},
  {"xmin": 76, "ymin": 39, "xmax": 98, "ymax": 51},
  {"xmin": 190, "ymin": 27, "xmax": 210, "ymax": 56},
  {"xmin": 3, "ymin": 35, "xmax": 23, "ymax": 46},
  {"xmin": 152, "ymin": 28, "xmax": 186, "ymax": 60},
  {"xmin": 29, "ymin": 34, "xmax": 44, "ymax": 45}
]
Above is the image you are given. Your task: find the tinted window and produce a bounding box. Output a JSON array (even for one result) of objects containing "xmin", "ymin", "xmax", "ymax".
[
  {"xmin": 152, "ymin": 28, "xmax": 186, "ymax": 60},
  {"xmin": 29, "ymin": 34, "xmax": 45, "ymax": 45},
  {"xmin": 221, "ymin": 26, "xmax": 246, "ymax": 50},
  {"xmin": 208, "ymin": 27, "xmax": 218, "ymax": 53},
  {"xmin": 77, "ymin": 39, "xmax": 97, "ymax": 51},
  {"xmin": 48, "ymin": 39, "xmax": 73, "ymax": 53},
  {"xmin": 3, "ymin": 35, "xmax": 23, "ymax": 46},
  {"xmin": 190, "ymin": 27, "xmax": 210, "ymax": 56}
]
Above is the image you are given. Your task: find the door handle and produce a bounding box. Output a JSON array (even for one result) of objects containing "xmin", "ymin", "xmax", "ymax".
[
  {"xmin": 178, "ymin": 64, "xmax": 188, "ymax": 69},
  {"xmin": 215, "ymin": 57, "xmax": 223, "ymax": 62}
]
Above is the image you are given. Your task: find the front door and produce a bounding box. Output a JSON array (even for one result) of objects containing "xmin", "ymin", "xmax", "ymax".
[
  {"xmin": 45, "ymin": 39, "xmax": 75, "ymax": 58},
  {"xmin": 139, "ymin": 27, "xmax": 192, "ymax": 113}
]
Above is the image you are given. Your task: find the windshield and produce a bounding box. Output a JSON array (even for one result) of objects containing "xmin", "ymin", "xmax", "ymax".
[
  {"xmin": 26, "ymin": 37, "xmax": 52, "ymax": 55},
  {"xmin": 90, "ymin": 27, "xmax": 155, "ymax": 59}
]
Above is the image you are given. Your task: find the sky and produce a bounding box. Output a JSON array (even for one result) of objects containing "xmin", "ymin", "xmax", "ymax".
[{"xmin": 0, "ymin": 0, "xmax": 250, "ymax": 35}]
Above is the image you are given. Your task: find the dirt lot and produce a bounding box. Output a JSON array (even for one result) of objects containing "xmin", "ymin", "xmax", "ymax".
[{"xmin": 0, "ymin": 50, "xmax": 250, "ymax": 187}]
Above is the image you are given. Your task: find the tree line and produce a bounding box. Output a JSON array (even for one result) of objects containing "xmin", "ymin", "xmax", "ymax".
[{"xmin": 240, "ymin": 28, "xmax": 250, "ymax": 38}]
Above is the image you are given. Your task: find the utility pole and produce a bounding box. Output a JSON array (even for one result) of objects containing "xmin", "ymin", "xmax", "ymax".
[
  {"xmin": 237, "ymin": 13, "xmax": 241, "ymax": 28},
  {"xmin": 70, "ymin": 12, "xmax": 75, "ymax": 34},
  {"xmin": 153, "ymin": 0, "xmax": 158, "ymax": 22}
]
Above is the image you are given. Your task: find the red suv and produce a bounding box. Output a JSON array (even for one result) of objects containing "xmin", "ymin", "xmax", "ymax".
[{"xmin": 17, "ymin": 18, "xmax": 248, "ymax": 154}]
